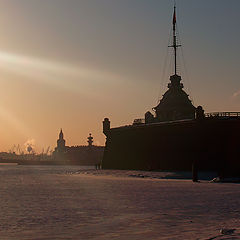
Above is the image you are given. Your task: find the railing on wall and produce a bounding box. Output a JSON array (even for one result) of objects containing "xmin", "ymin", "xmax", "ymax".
[
  {"xmin": 133, "ymin": 119, "xmax": 145, "ymax": 125},
  {"xmin": 205, "ymin": 112, "xmax": 240, "ymax": 118},
  {"xmin": 132, "ymin": 112, "xmax": 240, "ymax": 126}
]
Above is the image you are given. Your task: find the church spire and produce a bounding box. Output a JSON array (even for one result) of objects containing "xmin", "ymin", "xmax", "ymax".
[
  {"xmin": 169, "ymin": 4, "xmax": 181, "ymax": 75},
  {"xmin": 57, "ymin": 128, "xmax": 66, "ymax": 152},
  {"xmin": 59, "ymin": 128, "xmax": 64, "ymax": 140}
]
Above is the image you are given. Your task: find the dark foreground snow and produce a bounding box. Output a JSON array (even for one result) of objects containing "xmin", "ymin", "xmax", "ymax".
[{"xmin": 0, "ymin": 166, "xmax": 239, "ymax": 240}]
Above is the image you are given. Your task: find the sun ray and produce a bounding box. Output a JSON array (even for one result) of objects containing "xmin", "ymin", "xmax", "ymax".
[
  {"xmin": 0, "ymin": 103, "xmax": 30, "ymax": 137},
  {"xmin": 0, "ymin": 51, "xmax": 126, "ymax": 95}
]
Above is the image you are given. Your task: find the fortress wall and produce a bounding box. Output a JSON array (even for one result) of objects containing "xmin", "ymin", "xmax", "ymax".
[{"xmin": 103, "ymin": 119, "xmax": 240, "ymax": 175}]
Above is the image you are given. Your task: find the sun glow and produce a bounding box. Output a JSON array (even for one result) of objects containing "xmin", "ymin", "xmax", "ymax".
[{"xmin": 0, "ymin": 51, "xmax": 126, "ymax": 150}]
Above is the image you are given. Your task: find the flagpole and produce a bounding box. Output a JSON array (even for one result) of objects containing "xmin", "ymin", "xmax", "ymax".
[
  {"xmin": 169, "ymin": 4, "xmax": 181, "ymax": 75},
  {"xmin": 173, "ymin": 5, "xmax": 177, "ymax": 75}
]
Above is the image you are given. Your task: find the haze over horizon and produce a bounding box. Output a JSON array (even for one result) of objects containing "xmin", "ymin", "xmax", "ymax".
[{"xmin": 0, "ymin": 0, "xmax": 239, "ymax": 152}]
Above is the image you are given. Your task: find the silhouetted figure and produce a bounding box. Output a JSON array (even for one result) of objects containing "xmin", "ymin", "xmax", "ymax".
[
  {"xmin": 145, "ymin": 111, "xmax": 154, "ymax": 124},
  {"xmin": 192, "ymin": 160, "xmax": 199, "ymax": 182},
  {"xmin": 196, "ymin": 106, "xmax": 205, "ymax": 120},
  {"xmin": 95, "ymin": 163, "xmax": 101, "ymax": 170},
  {"xmin": 103, "ymin": 118, "xmax": 110, "ymax": 136},
  {"xmin": 217, "ymin": 161, "xmax": 225, "ymax": 180}
]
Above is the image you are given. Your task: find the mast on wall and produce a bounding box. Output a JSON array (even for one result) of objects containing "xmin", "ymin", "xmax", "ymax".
[{"xmin": 169, "ymin": 5, "xmax": 181, "ymax": 75}]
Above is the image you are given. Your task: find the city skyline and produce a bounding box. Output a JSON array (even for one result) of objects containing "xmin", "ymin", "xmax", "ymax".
[{"xmin": 0, "ymin": 0, "xmax": 239, "ymax": 152}]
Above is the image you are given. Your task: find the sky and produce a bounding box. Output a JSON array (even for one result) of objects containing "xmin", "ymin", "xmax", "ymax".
[{"xmin": 0, "ymin": 0, "xmax": 239, "ymax": 152}]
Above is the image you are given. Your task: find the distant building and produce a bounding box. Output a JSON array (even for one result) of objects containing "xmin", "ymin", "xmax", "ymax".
[{"xmin": 53, "ymin": 129, "xmax": 104, "ymax": 165}]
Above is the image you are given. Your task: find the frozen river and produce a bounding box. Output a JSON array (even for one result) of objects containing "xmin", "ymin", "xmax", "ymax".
[{"xmin": 0, "ymin": 166, "xmax": 239, "ymax": 240}]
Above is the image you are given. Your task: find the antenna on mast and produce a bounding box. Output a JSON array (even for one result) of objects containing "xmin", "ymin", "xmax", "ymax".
[{"xmin": 168, "ymin": 3, "xmax": 181, "ymax": 75}]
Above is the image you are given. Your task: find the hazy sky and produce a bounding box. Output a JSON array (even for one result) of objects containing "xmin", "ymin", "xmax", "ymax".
[{"xmin": 0, "ymin": 0, "xmax": 239, "ymax": 152}]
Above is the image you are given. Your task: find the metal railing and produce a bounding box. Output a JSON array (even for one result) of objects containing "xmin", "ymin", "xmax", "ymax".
[
  {"xmin": 205, "ymin": 112, "xmax": 240, "ymax": 118},
  {"xmin": 133, "ymin": 118, "xmax": 145, "ymax": 125},
  {"xmin": 132, "ymin": 112, "xmax": 240, "ymax": 126}
]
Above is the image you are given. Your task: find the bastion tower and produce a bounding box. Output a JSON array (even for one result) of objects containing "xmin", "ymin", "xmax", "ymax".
[{"xmin": 145, "ymin": 6, "xmax": 196, "ymax": 123}]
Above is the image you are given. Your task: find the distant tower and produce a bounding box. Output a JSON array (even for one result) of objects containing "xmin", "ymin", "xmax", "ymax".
[
  {"xmin": 57, "ymin": 129, "xmax": 66, "ymax": 152},
  {"xmin": 87, "ymin": 133, "xmax": 93, "ymax": 146}
]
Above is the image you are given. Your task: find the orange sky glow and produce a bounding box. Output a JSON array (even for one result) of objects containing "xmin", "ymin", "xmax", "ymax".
[{"xmin": 0, "ymin": 0, "xmax": 239, "ymax": 153}]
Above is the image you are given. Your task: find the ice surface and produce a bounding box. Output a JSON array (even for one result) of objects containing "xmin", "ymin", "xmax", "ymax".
[{"xmin": 0, "ymin": 166, "xmax": 239, "ymax": 240}]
